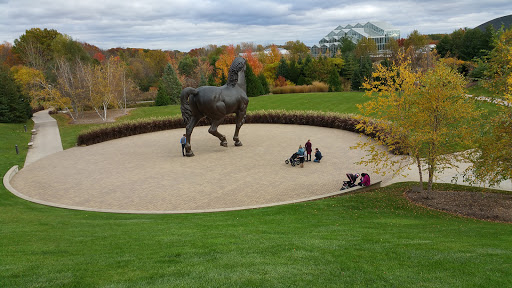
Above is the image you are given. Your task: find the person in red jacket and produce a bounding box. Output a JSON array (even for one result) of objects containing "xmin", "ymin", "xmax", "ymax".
[
  {"xmin": 358, "ymin": 173, "xmax": 371, "ymax": 186},
  {"xmin": 305, "ymin": 139, "xmax": 312, "ymax": 162}
]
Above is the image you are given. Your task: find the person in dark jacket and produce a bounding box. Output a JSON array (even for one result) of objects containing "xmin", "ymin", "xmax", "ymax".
[{"xmin": 313, "ymin": 148, "xmax": 322, "ymax": 163}]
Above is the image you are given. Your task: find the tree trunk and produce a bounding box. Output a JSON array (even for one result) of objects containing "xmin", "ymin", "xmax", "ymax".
[{"xmin": 416, "ymin": 154, "xmax": 423, "ymax": 192}]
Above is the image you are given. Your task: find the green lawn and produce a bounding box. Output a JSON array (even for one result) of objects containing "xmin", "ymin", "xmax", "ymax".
[
  {"xmin": 1, "ymin": 93, "xmax": 511, "ymax": 287},
  {"xmin": 468, "ymin": 81, "xmax": 497, "ymax": 98}
]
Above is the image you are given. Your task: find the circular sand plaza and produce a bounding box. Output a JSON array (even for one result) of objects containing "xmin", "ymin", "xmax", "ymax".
[{"xmin": 8, "ymin": 124, "xmax": 395, "ymax": 213}]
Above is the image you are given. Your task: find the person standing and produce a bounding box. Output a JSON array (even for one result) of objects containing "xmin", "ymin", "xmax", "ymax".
[
  {"xmin": 180, "ymin": 134, "xmax": 186, "ymax": 156},
  {"xmin": 297, "ymin": 145, "xmax": 305, "ymax": 168},
  {"xmin": 305, "ymin": 139, "xmax": 312, "ymax": 162}
]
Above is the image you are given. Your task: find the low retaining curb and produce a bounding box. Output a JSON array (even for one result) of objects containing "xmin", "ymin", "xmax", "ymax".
[{"xmin": 4, "ymin": 164, "xmax": 382, "ymax": 214}]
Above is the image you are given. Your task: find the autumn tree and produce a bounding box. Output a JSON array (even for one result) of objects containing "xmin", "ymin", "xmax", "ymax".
[
  {"xmin": 54, "ymin": 58, "xmax": 88, "ymax": 120},
  {"xmin": 0, "ymin": 42, "xmax": 21, "ymax": 67},
  {"xmin": 354, "ymin": 37, "xmax": 378, "ymax": 59},
  {"xmin": 215, "ymin": 45, "xmax": 237, "ymax": 85},
  {"xmin": 86, "ymin": 56, "xmax": 128, "ymax": 121},
  {"xmin": 51, "ymin": 34, "xmax": 90, "ymax": 63},
  {"xmin": 12, "ymin": 28, "xmax": 61, "ymax": 70},
  {"xmin": 469, "ymin": 29, "xmax": 512, "ymax": 185},
  {"xmin": 11, "ymin": 65, "xmax": 71, "ymax": 112},
  {"xmin": 243, "ymin": 49, "xmax": 263, "ymax": 76},
  {"xmin": 404, "ymin": 30, "xmax": 428, "ymax": 52},
  {"xmin": 355, "ymin": 54, "xmax": 480, "ymax": 197},
  {"xmin": 284, "ymin": 40, "xmax": 309, "ymax": 61},
  {"xmin": 194, "ymin": 58, "xmax": 213, "ymax": 87},
  {"xmin": 178, "ymin": 54, "xmax": 198, "ymax": 78}
]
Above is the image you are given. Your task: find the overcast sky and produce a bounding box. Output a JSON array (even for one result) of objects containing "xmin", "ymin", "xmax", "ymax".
[{"xmin": 1, "ymin": 0, "xmax": 511, "ymax": 52}]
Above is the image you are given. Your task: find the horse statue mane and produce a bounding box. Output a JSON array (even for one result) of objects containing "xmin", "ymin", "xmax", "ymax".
[{"xmin": 226, "ymin": 57, "xmax": 246, "ymax": 88}]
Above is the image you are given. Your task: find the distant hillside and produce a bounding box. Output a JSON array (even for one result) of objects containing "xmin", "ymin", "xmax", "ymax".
[{"xmin": 475, "ymin": 14, "xmax": 512, "ymax": 31}]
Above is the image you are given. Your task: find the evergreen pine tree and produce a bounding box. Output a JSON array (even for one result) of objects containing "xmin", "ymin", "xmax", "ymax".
[
  {"xmin": 156, "ymin": 64, "xmax": 182, "ymax": 106},
  {"xmin": 341, "ymin": 52, "xmax": 357, "ymax": 80},
  {"xmin": 299, "ymin": 55, "xmax": 314, "ymax": 85},
  {"xmin": 155, "ymin": 82, "xmax": 171, "ymax": 106},
  {"xmin": 276, "ymin": 58, "xmax": 289, "ymax": 80},
  {"xmin": 327, "ymin": 66, "xmax": 342, "ymax": 92},
  {"xmin": 0, "ymin": 66, "xmax": 32, "ymax": 123},
  {"xmin": 219, "ymin": 71, "xmax": 227, "ymax": 86},
  {"xmin": 258, "ymin": 73, "xmax": 270, "ymax": 95},
  {"xmin": 351, "ymin": 56, "xmax": 372, "ymax": 91},
  {"xmin": 245, "ymin": 63, "xmax": 264, "ymax": 97},
  {"xmin": 288, "ymin": 60, "xmax": 300, "ymax": 84},
  {"xmin": 199, "ymin": 72, "xmax": 208, "ymax": 87}
]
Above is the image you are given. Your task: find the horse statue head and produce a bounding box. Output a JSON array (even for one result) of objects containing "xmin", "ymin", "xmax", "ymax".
[{"xmin": 226, "ymin": 57, "xmax": 246, "ymax": 91}]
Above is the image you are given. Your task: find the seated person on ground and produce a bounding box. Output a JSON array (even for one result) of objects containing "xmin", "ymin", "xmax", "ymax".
[
  {"xmin": 358, "ymin": 173, "xmax": 371, "ymax": 187},
  {"xmin": 314, "ymin": 148, "xmax": 322, "ymax": 162}
]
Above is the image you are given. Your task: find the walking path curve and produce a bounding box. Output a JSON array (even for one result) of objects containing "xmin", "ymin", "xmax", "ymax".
[{"xmin": 24, "ymin": 109, "xmax": 63, "ymax": 166}]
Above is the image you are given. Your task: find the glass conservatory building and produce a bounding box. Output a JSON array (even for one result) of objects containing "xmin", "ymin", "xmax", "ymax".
[{"xmin": 311, "ymin": 21, "xmax": 400, "ymax": 57}]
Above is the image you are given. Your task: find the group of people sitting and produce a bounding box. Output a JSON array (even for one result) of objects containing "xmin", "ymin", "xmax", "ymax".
[
  {"xmin": 292, "ymin": 141, "xmax": 371, "ymax": 190},
  {"xmin": 340, "ymin": 173, "xmax": 371, "ymax": 190},
  {"xmin": 296, "ymin": 140, "xmax": 323, "ymax": 168}
]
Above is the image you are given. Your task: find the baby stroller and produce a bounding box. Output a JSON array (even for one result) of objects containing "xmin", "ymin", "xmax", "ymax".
[
  {"xmin": 340, "ymin": 173, "xmax": 359, "ymax": 190},
  {"xmin": 285, "ymin": 152, "xmax": 301, "ymax": 167}
]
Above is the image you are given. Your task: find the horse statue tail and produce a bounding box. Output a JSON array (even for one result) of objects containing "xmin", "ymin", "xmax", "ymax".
[{"xmin": 180, "ymin": 87, "xmax": 197, "ymax": 125}]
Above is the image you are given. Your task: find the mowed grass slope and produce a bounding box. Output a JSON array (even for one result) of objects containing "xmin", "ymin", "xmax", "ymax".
[{"xmin": 1, "ymin": 92, "xmax": 511, "ymax": 287}]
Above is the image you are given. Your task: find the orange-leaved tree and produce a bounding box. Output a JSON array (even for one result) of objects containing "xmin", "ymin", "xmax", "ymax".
[
  {"xmin": 243, "ymin": 49, "xmax": 263, "ymax": 76},
  {"xmin": 215, "ymin": 45, "xmax": 236, "ymax": 85}
]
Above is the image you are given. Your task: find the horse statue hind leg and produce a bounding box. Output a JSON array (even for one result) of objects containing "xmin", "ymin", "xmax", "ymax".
[
  {"xmin": 233, "ymin": 105, "xmax": 247, "ymax": 146},
  {"xmin": 180, "ymin": 87, "xmax": 199, "ymax": 157}
]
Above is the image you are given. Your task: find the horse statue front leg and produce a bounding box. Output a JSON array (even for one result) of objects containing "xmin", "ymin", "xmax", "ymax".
[{"xmin": 209, "ymin": 118, "xmax": 228, "ymax": 147}]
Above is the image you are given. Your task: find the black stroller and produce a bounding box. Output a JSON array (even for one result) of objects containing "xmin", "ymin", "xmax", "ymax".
[
  {"xmin": 340, "ymin": 173, "xmax": 360, "ymax": 190},
  {"xmin": 285, "ymin": 152, "xmax": 301, "ymax": 167}
]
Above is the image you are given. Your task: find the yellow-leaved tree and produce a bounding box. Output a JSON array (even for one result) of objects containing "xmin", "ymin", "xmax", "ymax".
[
  {"xmin": 354, "ymin": 53, "xmax": 480, "ymax": 197},
  {"xmin": 470, "ymin": 28, "xmax": 512, "ymax": 185},
  {"xmin": 88, "ymin": 56, "xmax": 127, "ymax": 121},
  {"xmin": 11, "ymin": 65, "xmax": 72, "ymax": 114}
]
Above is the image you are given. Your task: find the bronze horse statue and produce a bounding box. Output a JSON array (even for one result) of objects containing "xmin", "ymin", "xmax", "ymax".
[{"xmin": 180, "ymin": 57, "xmax": 249, "ymax": 157}]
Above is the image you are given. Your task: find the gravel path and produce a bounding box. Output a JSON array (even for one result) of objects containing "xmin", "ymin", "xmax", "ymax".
[{"xmin": 10, "ymin": 124, "xmax": 389, "ymax": 213}]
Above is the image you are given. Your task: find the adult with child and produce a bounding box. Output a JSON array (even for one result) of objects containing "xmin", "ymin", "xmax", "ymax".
[
  {"xmin": 297, "ymin": 145, "xmax": 305, "ymax": 168},
  {"xmin": 305, "ymin": 139, "xmax": 312, "ymax": 162},
  {"xmin": 314, "ymin": 148, "xmax": 322, "ymax": 163}
]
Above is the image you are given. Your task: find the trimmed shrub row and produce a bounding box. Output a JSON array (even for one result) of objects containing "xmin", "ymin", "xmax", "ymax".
[
  {"xmin": 271, "ymin": 81, "xmax": 329, "ymax": 94},
  {"xmin": 77, "ymin": 110, "xmax": 404, "ymax": 154}
]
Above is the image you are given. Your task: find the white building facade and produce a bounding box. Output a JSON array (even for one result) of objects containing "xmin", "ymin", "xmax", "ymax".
[{"xmin": 311, "ymin": 22, "xmax": 400, "ymax": 57}]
